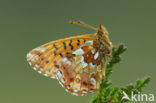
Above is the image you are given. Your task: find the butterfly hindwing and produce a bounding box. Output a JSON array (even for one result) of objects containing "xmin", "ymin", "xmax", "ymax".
[{"xmin": 54, "ymin": 40, "xmax": 105, "ymax": 95}]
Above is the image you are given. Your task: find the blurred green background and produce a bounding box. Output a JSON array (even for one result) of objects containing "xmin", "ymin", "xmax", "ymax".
[{"xmin": 0, "ymin": 0, "xmax": 155, "ymax": 103}]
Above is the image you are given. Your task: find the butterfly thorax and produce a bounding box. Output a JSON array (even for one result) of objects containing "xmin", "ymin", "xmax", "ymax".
[{"xmin": 94, "ymin": 27, "xmax": 113, "ymax": 56}]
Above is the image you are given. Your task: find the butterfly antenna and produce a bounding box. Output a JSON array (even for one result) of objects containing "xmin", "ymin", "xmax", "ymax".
[{"xmin": 69, "ymin": 20, "xmax": 98, "ymax": 31}]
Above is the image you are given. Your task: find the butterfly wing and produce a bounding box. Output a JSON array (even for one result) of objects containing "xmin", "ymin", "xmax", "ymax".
[
  {"xmin": 26, "ymin": 34, "xmax": 106, "ymax": 95},
  {"xmin": 26, "ymin": 34, "xmax": 96, "ymax": 78},
  {"xmin": 55, "ymin": 40, "xmax": 106, "ymax": 96}
]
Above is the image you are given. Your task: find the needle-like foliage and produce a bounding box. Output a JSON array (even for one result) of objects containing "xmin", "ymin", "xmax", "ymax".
[{"xmin": 90, "ymin": 44, "xmax": 151, "ymax": 103}]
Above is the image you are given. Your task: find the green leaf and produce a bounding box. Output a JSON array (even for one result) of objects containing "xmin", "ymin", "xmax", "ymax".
[{"xmin": 90, "ymin": 44, "xmax": 151, "ymax": 103}]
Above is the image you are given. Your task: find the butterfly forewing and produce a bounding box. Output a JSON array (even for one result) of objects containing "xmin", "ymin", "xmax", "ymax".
[
  {"xmin": 26, "ymin": 35, "xmax": 96, "ymax": 78},
  {"xmin": 26, "ymin": 34, "xmax": 106, "ymax": 95}
]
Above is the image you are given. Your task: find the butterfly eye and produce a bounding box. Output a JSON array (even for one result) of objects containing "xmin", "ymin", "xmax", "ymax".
[{"xmin": 97, "ymin": 30, "xmax": 104, "ymax": 35}]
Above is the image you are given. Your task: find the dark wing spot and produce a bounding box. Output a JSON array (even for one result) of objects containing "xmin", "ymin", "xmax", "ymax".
[
  {"xmin": 89, "ymin": 83, "xmax": 94, "ymax": 86},
  {"xmin": 45, "ymin": 60, "xmax": 49, "ymax": 63},
  {"xmin": 69, "ymin": 40, "xmax": 73, "ymax": 50},
  {"xmin": 83, "ymin": 89, "xmax": 87, "ymax": 92},
  {"xmin": 69, "ymin": 40, "xmax": 72, "ymax": 44},
  {"xmin": 83, "ymin": 81, "xmax": 88, "ymax": 86},
  {"xmin": 77, "ymin": 43, "xmax": 80, "ymax": 46},
  {"xmin": 71, "ymin": 45, "xmax": 73, "ymax": 50},
  {"xmin": 66, "ymin": 54, "xmax": 75, "ymax": 59},
  {"xmin": 66, "ymin": 71, "xmax": 69, "ymax": 75},
  {"xmin": 63, "ymin": 42, "xmax": 66, "ymax": 49},
  {"xmin": 54, "ymin": 51, "xmax": 57, "ymax": 56},
  {"xmin": 70, "ymin": 78, "xmax": 74, "ymax": 82},
  {"xmin": 59, "ymin": 70, "xmax": 62, "ymax": 74},
  {"xmin": 84, "ymin": 39, "xmax": 86, "ymax": 43},
  {"xmin": 66, "ymin": 52, "xmax": 70, "ymax": 55},
  {"xmin": 53, "ymin": 44, "xmax": 58, "ymax": 50},
  {"xmin": 77, "ymin": 40, "xmax": 80, "ymax": 46},
  {"xmin": 67, "ymin": 85, "xmax": 71, "ymax": 87},
  {"xmin": 55, "ymin": 64, "xmax": 60, "ymax": 68},
  {"xmin": 53, "ymin": 60, "xmax": 57, "ymax": 64},
  {"xmin": 90, "ymin": 88, "xmax": 95, "ymax": 91},
  {"xmin": 77, "ymin": 40, "xmax": 80, "ymax": 42},
  {"xmin": 62, "ymin": 65, "xmax": 66, "ymax": 69},
  {"xmin": 41, "ymin": 57, "xmax": 44, "ymax": 60},
  {"xmin": 59, "ymin": 53, "xmax": 63, "ymax": 57}
]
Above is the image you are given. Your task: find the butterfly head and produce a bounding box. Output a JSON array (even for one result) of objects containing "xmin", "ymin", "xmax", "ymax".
[{"xmin": 97, "ymin": 24, "xmax": 113, "ymax": 55}]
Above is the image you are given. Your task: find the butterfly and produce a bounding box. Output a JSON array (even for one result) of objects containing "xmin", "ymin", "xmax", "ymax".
[{"xmin": 26, "ymin": 20, "xmax": 113, "ymax": 96}]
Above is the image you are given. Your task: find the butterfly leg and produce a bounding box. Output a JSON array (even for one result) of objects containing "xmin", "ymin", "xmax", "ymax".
[
  {"xmin": 102, "ymin": 51, "xmax": 112, "ymax": 58},
  {"xmin": 69, "ymin": 20, "xmax": 98, "ymax": 31},
  {"xmin": 101, "ymin": 58, "xmax": 106, "ymax": 82},
  {"xmin": 101, "ymin": 65, "xmax": 105, "ymax": 82},
  {"xmin": 106, "ymin": 54, "xmax": 112, "ymax": 58}
]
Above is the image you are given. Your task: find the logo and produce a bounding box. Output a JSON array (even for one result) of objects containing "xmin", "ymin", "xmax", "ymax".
[{"xmin": 122, "ymin": 91, "xmax": 155, "ymax": 102}]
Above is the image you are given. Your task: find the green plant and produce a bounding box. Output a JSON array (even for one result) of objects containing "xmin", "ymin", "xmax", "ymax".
[{"xmin": 90, "ymin": 44, "xmax": 151, "ymax": 103}]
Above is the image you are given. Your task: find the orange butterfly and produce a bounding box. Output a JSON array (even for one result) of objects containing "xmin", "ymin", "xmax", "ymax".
[{"xmin": 26, "ymin": 20, "xmax": 113, "ymax": 96}]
